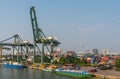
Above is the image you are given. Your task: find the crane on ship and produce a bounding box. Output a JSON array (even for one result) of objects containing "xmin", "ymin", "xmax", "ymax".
[{"xmin": 30, "ymin": 6, "xmax": 60, "ymax": 64}]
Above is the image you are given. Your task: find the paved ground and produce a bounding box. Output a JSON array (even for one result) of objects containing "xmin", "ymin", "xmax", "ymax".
[{"xmin": 81, "ymin": 67, "xmax": 120, "ymax": 77}]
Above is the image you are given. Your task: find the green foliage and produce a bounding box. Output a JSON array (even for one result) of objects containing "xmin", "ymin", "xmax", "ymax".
[
  {"xmin": 66, "ymin": 56, "xmax": 75, "ymax": 64},
  {"xmin": 79, "ymin": 58, "xmax": 88, "ymax": 64},
  {"xmin": 34, "ymin": 55, "xmax": 50, "ymax": 63},
  {"xmin": 54, "ymin": 56, "xmax": 87, "ymax": 66},
  {"xmin": 58, "ymin": 56, "xmax": 66, "ymax": 65},
  {"xmin": 115, "ymin": 58, "xmax": 120, "ymax": 68},
  {"xmin": 52, "ymin": 60, "xmax": 58, "ymax": 64},
  {"xmin": 34, "ymin": 56, "xmax": 41, "ymax": 63},
  {"xmin": 13, "ymin": 56, "xmax": 17, "ymax": 61},
  {"xmin": 43, "ymin": 55, "xmax": 51, "ymax": 62}
]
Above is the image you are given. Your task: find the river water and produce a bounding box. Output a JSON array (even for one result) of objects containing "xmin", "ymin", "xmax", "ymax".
[{"xmin": 0, "ymin": 67, "xmax": 73, "ymax": 79}]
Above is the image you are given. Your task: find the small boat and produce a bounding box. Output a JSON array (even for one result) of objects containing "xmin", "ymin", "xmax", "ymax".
[
  {"xmin": 55, "ymin": 69, "xmax": 91, "ymax": 78},
  {"xmin": 3, "ymin": 62, "xmax": 26, "ymax": 69},
  {"xmin": 42, "ymin": 64, "xmax": 57, "ymax": 72},
  {"xmin": 42, "ymin": 69, "xmax": 53, "ymax": 72}
]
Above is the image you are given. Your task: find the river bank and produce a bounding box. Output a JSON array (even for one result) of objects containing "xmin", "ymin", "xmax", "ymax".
[
  {"xmin": 27, "ymin": 64, "xmax": 120, "ymax": 79},
  {"xmin": 80, "ymin": 67, "xmax": 120, "ymax": 79}
]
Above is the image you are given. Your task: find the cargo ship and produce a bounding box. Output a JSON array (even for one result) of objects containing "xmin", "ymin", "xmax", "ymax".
[
  {"xmin": 55, "ymin": 69, "xmax": 91, "ymax": 78},
  {"xmin": 3, "ymin": 62, "xmax": 26, "ymax": 69}
]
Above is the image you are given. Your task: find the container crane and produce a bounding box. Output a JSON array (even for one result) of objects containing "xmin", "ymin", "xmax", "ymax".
[
  {"xmin": 30, "ymin": 6, "xmax": 60, "ymax": 64},
  {"xmin": 0, "ymin": 34, "xmax": 33, "ymax": 63}
]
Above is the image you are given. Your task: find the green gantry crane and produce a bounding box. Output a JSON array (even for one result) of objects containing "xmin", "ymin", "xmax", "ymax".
[
  {"xmin": 30, "ymin": 6, "xmax": 60, "ymax": 64},
  {"xmin": 0, "ymin": 34, "xmax": 33, "ymax": 63}
]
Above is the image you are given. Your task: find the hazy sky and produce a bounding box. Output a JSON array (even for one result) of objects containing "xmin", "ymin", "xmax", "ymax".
[{"xmin": 0, "ymin": 0, "xmax": 120, "ymax": 53}]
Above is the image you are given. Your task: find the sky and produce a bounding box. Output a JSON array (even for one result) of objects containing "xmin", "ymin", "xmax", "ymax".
[{"xmin": 0, "ymin": 0, "xmax": 120, "ymax": 53}]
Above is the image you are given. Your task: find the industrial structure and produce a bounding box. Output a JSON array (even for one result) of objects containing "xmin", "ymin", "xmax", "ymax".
[
  {"xmin": 30, "ymin": 6, "xmax": 60, "ymax": 64},
  {"xmin": 0, "ymin": 6, "xmax": 60, "ymax": 66},
  {"xmin": 0, "ymin": 34, "xmax": 34, "ymax": 62}
]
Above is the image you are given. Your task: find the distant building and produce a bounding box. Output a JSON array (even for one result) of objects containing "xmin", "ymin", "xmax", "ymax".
[
  {"xmin": 92, "ymin": 49, "xmax": 98, "ymax": 55},
  {"xmin": 64, "ymin": 51, "xmax": 77, "ymax": 57},
  {"xmin": 102, "ymin": 49, "xmax": 110, "ymax": 55}
]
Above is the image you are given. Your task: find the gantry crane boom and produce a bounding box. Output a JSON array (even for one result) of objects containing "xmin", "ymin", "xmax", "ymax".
[
  {"xmin": 30, "ymin": 6, "xmax": 51, "ymax": 53},
  {"xmin": 30, "ymin": 6, "xmax": 46, "ymax": 43},
  {"xmin": 30, "ymin": 6, "xmax": 60, "ymax": 64},
  {"xmin": 30, "ymin": 6, "xmax": 60, "ymax": 45}
]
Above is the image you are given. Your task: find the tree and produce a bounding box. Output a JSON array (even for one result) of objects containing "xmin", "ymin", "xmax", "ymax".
[
  {"xmin": 115, "ymin": 58, "xmax": 120, "ymax": 71},
  {"xmin": 55, "ymin": 55, "xmax": 81, "ymax": 65},
  {"xmin": 59, "ymin": 56, "xmax": 66, "ymax": 65}
]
